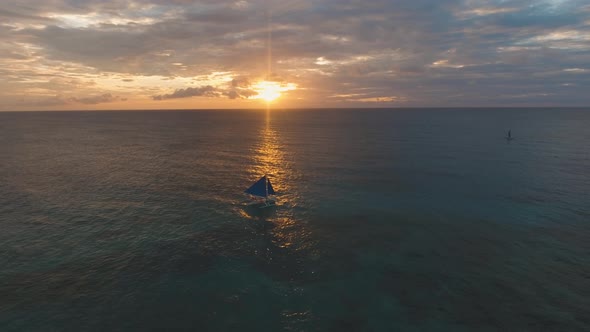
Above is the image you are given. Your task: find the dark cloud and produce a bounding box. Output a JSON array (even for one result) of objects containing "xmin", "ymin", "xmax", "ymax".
[
  {"xmin": 8, "ymin": 92, "xmax": 125, "ymax": 108},
  {"xmin": 231, "ymin": 77, "xmax": 250, "ymax": 88},
  {"xmin": 226, "ymin": 88, "xmax": 257, "ymax": 100},
  {"xmin": 226, "ymin": 77, "xmax": 257, "ymax": 99},
  {"xmin": 153, "ymin": 85, "xmax": 220, "ymax": 100},
  {"xmin": 0, "ymin": 8, "xmax": 54, "ymax": 23},
  {"xmin": 185, "ymin": 7, "xmax": 249, "ymax": 24},
  {"xmin": 69, "ymin": 93, "xmax": 123, "ymax": 104}
]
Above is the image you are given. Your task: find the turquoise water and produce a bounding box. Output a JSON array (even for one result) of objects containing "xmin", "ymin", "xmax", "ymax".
[{"xmin": 1, "ymin": 109, "xmax": 589, "ymax": 331}]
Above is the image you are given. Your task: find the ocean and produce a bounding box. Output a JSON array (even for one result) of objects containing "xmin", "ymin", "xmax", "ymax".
[{"xmin": 1, "ymin": 108, "xmax": 588, "ymax": 331}]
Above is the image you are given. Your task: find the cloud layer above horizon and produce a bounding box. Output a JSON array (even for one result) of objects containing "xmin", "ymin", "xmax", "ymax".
[{"xmin": 1, "ymin": 0, "xmax": 589, "ymax": 110}]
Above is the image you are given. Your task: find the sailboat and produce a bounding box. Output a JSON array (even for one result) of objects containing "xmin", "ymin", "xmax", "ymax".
[
  {"xmin": 245, "ymin": 175, "xmax": 276, "ymax": 208},
  {"xmin": 506, "ymin": 129, "xmax": 514, "ymax": 141}
]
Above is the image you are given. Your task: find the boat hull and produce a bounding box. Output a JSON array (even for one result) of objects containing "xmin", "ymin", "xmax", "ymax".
[{"xmin": 246, "ymin": 196, "xmax": 276, "ymax": 208}]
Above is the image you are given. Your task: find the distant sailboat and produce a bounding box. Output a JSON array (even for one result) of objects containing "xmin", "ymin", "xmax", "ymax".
[
  {"xmin": 245, "ymin": 175, "xmax": 276, "ymax": 208},
  {"xmin": 506, "ymin": 129, "xmax": 514, "ymax": 141}
]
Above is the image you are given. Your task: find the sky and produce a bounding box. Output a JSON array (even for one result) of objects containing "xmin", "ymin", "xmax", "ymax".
[{"xmin": 0, "ymin": 0, "xmax": 589, "ymax": 110}]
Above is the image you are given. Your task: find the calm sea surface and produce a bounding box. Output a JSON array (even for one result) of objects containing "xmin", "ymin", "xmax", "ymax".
[{"xmin": 1, "ymin": 109, "xmax": 589, "ymax": 331}]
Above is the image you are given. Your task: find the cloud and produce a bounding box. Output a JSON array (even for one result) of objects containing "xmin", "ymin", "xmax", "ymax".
[
  {"xmin": 152, "ymin": 85, "xmax": 220, "ymax": 100},
  {"xmin": 231, "ymin": 77, "xmax": 250, "ymax": 88},
  {"xmin": 226, "ymin": 88, "xmax": 257, "ymax": 100},
  {"xmin": 4, "ymin": 92, "xmax": 125, "ymax": 108},
  {"xmin": 1, "ymin": 0, "xmax": 589, "ymax": 108},
  {"xmin": 225, "ymin": 77, "xmax": 259, "ymax": 99},
  {"xmin": 152, "ymin": 81, "xmax": 260, "ymax": 101},
  {"xmin": 69, "ymin": 93, "xmax": 123, "ymax": 104}
]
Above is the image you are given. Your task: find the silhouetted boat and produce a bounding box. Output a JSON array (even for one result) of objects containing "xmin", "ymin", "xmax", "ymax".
[
  {"xmin": 245, "ymin": 175, "xmax": 276, "ymax": 208},
  {"xmin": 506, "ymin": 129, "xmax": 514, "ymax": 141}
]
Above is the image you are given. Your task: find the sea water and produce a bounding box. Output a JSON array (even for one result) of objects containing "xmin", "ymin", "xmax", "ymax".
[{"xmin": 1, "ymin": 109, "xmax": 589, "ymax": 331}]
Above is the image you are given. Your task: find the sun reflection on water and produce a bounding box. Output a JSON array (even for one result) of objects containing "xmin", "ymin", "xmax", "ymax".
[
  {"xmin": 252, "ymin": 114, "xmax": 281, "ymax": 180},
  {"xmin": 240, "ymin": 108, "xmax": 313, "ymax": 253}
]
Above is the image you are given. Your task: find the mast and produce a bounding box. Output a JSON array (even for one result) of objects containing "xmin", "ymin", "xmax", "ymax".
[{"xmin": 265, "ymin": 174, "xmax": 269, "ymax": 198}]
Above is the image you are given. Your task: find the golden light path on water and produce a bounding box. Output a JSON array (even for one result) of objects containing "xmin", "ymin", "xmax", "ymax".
[{"xmin": 238, "ymin": 106, "xmax": 312, "ymax": 252}]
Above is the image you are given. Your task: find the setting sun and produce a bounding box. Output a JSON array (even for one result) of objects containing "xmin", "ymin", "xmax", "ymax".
[
  {"xmin": 252, "ymin": 81, "xmax": 297, "ymax": 102},
  {"xmin": 255, "ymin": 81, "xmax": 281, "ymax": 102}
]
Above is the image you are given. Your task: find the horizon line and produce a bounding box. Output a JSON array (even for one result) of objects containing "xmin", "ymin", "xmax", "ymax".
[{"xmin": 1, "ymin": 106, "xmax": 589, "ymax": 113}]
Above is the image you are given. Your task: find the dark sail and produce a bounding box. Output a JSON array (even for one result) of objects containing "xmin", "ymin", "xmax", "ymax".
[
  {"xmin": 267, "ymin": 178, "xmax": 276, "ymax": 195},
  {"xmin": 245, "ymin": 175, "xmax": 275, "ymax": 197}
]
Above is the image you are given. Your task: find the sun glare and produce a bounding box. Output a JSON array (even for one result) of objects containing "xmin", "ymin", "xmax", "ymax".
[
  {"xmin": 257, "ymin": 81, "xmax": 281, "ymax": 101},
  {"xmin": 252, "ymin": 81, "xmax": 297, "ymax": 102}
]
